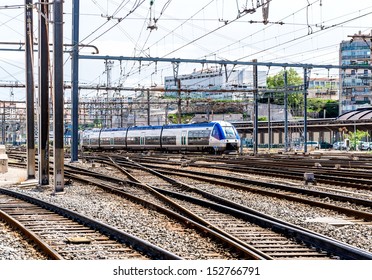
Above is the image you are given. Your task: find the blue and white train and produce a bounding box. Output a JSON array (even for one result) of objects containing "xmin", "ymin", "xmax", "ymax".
[{"xmin": 80, "ymin": 121, "xmax": 240, "ymax": 153}]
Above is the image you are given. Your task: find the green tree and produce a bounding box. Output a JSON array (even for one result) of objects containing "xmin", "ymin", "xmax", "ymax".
[
  {"xmin": 323, "ymin": 101, "xmax": 339, "ymax": 118},
  {"xmin": 266, "ymin": 68, "xmax": 303, "ymax": 109},
  {"xmin": 307, "ymin": 99, "xmax": 339, "ymax": 118},
  {"xmin": 266, "ymin": 69, "xmax": 339, "ymax": 118},
  {"xmin": 267, "ymin": 68, "xmax": 302, "ymax": 89},
  {"xmin": 346, "ymin": 129, "xmax": 369, "ymax": 150}
]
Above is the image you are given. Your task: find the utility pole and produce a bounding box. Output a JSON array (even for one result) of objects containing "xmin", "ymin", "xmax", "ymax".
[
  {"xmin": 38, "ymin": 0, "xmax": 50, "ymax": 186},
  {"xmin": 303, "ymin": 68, "xmax": 309, "ymax": 153},
  {"xmin": 284, "ymin": 70, "xmax": 288, "ymax": 152},
  {"xmin": 253, "ymin": 59, "xmax": 258, "ymax": 155},
  {"xmin": 105, "ymin": 60, "xmax": 114, "ymax": 128},
  {"xmin": 1, "ymin": 102, "xmax": 4, "ymax": 144},
  {"xmin": 147, "ymin": 89, "xmax": 150, "ymax": 125},
  {"xmin": 53, "ymin": 0, "xmax": 64, "ymax": 193},
  {"xmin": 71, "ymin": 0, "xmax": 80, "ymax": 162},
  {"xmin": 267, "ymin": 92, "xmax": 271, "ymax": 151},
  {"xmin": 25, "ymin": 0, "xmax": 35, "ymax": 179},
  {"xmin": 177, "ymin": 79, "xmax": 181, "ymax": 124},
  {"xmin": 165, "ymin": 103, "xmax": 169, "ymax": 125}
]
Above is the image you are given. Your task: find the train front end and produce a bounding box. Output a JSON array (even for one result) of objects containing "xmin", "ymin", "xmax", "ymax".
[{"xmin": 210, "ymin": 121, "xmax": 240, "ymax": 153}]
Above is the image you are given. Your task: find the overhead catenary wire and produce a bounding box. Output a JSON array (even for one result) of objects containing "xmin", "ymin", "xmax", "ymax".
[
  {"xmin": 81, "ymin": 0, "xmax": 146, "ymax": 47},
  {"xmin": 0, "ymin": 0, "xmax": 371, "ymax": 98},
  {"xmin": 122, "ymin": 1, "xmax": 254, "ymax": 82},
  {"xmin": 203, "ymin": 0, "xmax": 321, "ymax": 60},
  {"xmin": 79, "ymin": 0, "xmax": 144, "ymax": 49},
  {"xmin": 236, "ymin": 9, "xmax": 372, "ymax": 62},
  {"xmin": 122, "ymin": 0, "xmax": 321, "ymax": 84},
  {"xmin": 208, "ymin": 3, "xmax": 372, "ymax": 63}
]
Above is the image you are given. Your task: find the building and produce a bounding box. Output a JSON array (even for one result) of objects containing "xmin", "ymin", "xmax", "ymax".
[
  {"xmin": 164, "ymin": 67, "xmax": 267, "ymax": 100},
  {"xmin": 339, "ymin": 30, "xmax": 372, "ymax": 114},
  {"xmin": 308, "ymin": 77, "xmax": 339, "ymax": 100},
  {"xmin": 0, "ymin": 101, "xmax": 26, "ymax": 145}
]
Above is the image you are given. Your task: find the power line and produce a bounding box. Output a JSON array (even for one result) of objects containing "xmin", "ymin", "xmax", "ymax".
[
  {"xmin": 236, "ymin": 10, "xmax": 372, "ymax": 61},
  {"xmin": 81, "ymin": 0, "xmax": 146, "ymax": 47}
]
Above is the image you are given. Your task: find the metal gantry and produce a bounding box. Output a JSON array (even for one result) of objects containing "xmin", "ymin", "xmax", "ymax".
[
  {"xmin": 28, "ymin": 0, "xmax": 65, "ymax": 192},
  {"xmin": 17, "ymin": 0, "xmax": 372, "ymax": 180},
  {"xmin": 75, "ymin": 54, "xmax": 372, "ymax": 156}
]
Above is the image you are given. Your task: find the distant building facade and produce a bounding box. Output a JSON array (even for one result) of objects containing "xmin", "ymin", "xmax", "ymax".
[
  {"xmin": 308, "ymin": 77, "xmax": 339, "ymax": 100},
  {"xmin": 339, "ymin": 30, "xmax": 372, "ymax": 114},
  {"xmin": 164, "ymin": 67, "xmax": 267, "ymax": 100}
]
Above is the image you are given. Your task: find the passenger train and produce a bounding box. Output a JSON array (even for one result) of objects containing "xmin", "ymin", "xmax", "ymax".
[{"xmin": 80, "ymin": 121, "xmax": 240, "ymax": 153}]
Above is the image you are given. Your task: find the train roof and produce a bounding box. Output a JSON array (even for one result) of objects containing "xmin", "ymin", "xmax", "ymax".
[{"xmin": 86, "ymin": 121, "xmax": 234, "ymax": 132}]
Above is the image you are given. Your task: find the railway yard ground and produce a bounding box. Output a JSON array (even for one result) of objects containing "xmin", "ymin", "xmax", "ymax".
[{"xmin": 0, "ymin": 149, "xmax": 372, "ymax": 279}]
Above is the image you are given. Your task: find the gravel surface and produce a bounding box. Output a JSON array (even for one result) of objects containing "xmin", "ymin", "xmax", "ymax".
[
  {"xmin": 155, "ymin": 163, "xmax": 372, "ymax": 253},
  {"xmin": 5, "ymin": 178, "xmax": 236, "ymax": 260},
  {"xmin": 1, "ymin": 160, "xmax": 371, "ymax": 259},
  {"xmin": 81, "ymin": 159, "xmax": 372, "ymax": 254},
  {"xmin": 87, "ymin": 159, "xmax": 372, "ymax": 254},
  {"xmin": 0, "ymin": 221, "xmax": 48, "ymax": 260}
]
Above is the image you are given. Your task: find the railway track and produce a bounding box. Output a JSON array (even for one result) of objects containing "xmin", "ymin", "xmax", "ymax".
[
  {"xmin": 0, "ymin": 188, "xmax": 181, "ymax": 260},
  {"xmin": 97, "ymin": 156, "xmax": 372, "ymax": 224},
  {"xmin": 7, "ymin": 161, "xmax": 255, "ymax": 259},
  {"xmin": 5, "ymin": 152, "xmax": 372, "ymax": 259},
  {"xmin": 128, "ymin": 154, "xmax": 372, "ymax": 190},
  {"xmin": 64, "ymin": 159, "xmax": 372, "ymax": 260}
]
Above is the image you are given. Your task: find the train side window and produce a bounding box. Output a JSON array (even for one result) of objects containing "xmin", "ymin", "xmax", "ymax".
[
  {"xmin": 188, "ymin": 130, "xmax": 210, "ymax": 145},
  {"xmin": 162, "ymin": 136, "xmax": 176, "ymax": 145},
  {"xmin": 145, "ymin": 136, "xmax": 160, "ymax": 145},
  {"xmin": 127, "ymin": 137, "xmax": 140, "ymax": 145},
  {"xmin": 114, "ymin": 137, "xmax": 125, "ymax": 145}
]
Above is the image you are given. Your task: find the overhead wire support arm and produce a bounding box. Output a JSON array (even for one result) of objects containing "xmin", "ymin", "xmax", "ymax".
[
  {"xmin": 78, "ymin": 55, "xmax": 372, "ymax": 71},
  {"xmin": 0, "ymin": 41, "xmax": 99, "ymax": 54},
  {"xmin": 223, "ymin": 64, "xmax": 237, "ymax": 83}
]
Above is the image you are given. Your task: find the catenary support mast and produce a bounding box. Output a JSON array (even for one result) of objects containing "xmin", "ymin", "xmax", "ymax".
[
  {"xmin": 25, "ymin": 0, "xmax": 35, "ymax": 179},
  {"xmin": 71, "ymin": 0, "xmax": 80, "ymax": 162},
  {"xmin": 38, "ymin": 0, "xmax": 50, "ymax": 185},
  {"xmin": 53, "ymin": 0, "xmax": 64, "ymax": 193}
]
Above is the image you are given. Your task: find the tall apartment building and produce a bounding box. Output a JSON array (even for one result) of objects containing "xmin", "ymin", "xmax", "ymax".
[{"xmin": 339, "ymin": 31, "xmax": 372, "ymax": 114}]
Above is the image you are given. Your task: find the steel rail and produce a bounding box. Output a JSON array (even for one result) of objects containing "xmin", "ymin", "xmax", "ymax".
[
  {"xmin": 0, "ymin": 208, "xmax": 63, "ymax": 260},
  {"xmin": 0, "ymin": 187, "xmax": 181, "ymax": 260},
  {"xmin": 154, "ymin": 187, "xmax": 372, "ymax": 260},
  {"xmin": 73, "ymin": 157, "xmax": 372, "ymax": 260},
  {"xmin": 64, "ymin": 168, "xmax": 269, "ymax": 260},
  {"xmin": 144, "ymin": 164, "xmax": 372, "ymax": 209}
]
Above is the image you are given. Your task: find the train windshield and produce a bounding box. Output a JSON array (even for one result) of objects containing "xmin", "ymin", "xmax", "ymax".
[{"xmin": 223, "ymin": 126, "xmax": 237, "ymax": 139}]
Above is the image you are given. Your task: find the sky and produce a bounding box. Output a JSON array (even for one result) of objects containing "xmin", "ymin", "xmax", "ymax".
[{"xmin": 0, "ymin": 0, "xmax": 371, "ymax": 101}]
